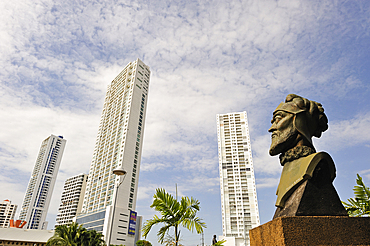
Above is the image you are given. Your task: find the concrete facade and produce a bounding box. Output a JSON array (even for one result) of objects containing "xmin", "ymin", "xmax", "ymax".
[
  {"xmin": 0, "ymin": 200, "xmax": 17, "ymax": 228},
  {"xmin": 216, "ymin": 112, "xmax": 260, "ymax": 246},
  {"xmin": 56, "ymin": 173, "xmax": 88, "ymax": 226},
  {"xmin": 77, "ymin": 58, "xmax": 150, "ymax": 245},
  {"xmin": 19, "ymin": 135, "xmax": 66, "ymax": 230},
  {"xmin": 250, "ymin": 216, "xmax": 370, "ymax": 246}
]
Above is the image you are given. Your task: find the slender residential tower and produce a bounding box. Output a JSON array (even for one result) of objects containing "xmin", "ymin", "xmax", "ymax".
[
  {"xmin": 77, "ymin": 59, "xmax": 150, "ymax": 245},
  {"xmin": 0, "ymin": 200, "xmax": 17, "ymax": 228},
  {"xmin": 216, "ymin": 112, "xmax": 259, "ymax": 246},
  {"xmin": 19, "ymin": 135, "xmax": 66, "ymax": 230},
  {"xmin": 55, "ymin": 173, "xmax": 88, "ymax": 226}
]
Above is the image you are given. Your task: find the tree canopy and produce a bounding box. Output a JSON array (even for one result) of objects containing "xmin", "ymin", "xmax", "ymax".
[
  {"xmin": 342, "ymin": 174, "xmax": 370, "ymax": 217},
  {"xmin": 142, "ymin": 188, "xmax": 206, "ymax": 246},
  {"xmin": 46, "ymin": 222, "xmax": 105, "ymax": 246},
  {"xmin": 136, "ymin": 239, "xmax": 152, "ymax": 246}
]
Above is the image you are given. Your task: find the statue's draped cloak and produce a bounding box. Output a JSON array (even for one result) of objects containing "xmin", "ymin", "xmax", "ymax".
[{"xmin": 275, "ymin": 152, "xmax": 336, "ymax": 208}]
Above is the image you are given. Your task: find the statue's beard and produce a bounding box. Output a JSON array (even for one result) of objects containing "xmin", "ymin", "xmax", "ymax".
[{"xmin": 269, "ymin": 129, "xmax": 298, "ymax": 156}]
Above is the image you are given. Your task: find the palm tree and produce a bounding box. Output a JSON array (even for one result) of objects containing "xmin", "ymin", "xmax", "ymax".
[
  {"xmin": 136, "ymin": 239, "xmax": 152, "ymax": 246},
  {"xmin": 163, "ymin": 234, "xmax": 184, "ymax": 246},
  {"xmin": 46, "ymin": 222, "xmax": 104, "ymax": 246},
  {"xmin": 142, "ymin": 188, "xmax": 206, "ymax": 246},
  {"xmin": 85, "ymin": 229, "xmax": 105, "ymax": 246},
  {"xmin": 342, "ymin": 174, "xmax": 370, "ymax": 217},
  {"xmin": 47, "ymin": 222, "xmax": 85, "ymax": 246}
]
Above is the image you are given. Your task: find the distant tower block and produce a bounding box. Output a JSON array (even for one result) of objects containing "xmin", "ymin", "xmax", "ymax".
[
  {"xmin": 77, "ymin": 59, "xmax": 150, "ymax": 245},
  {"xmin": 19, "ymin": 135, "xmax": 66, "ymax": 230},
  {"xmin": 56, "ymin": 173, "xmax": 88, "ymax": 226},
  {"xmin": 0, "ymin": 200, "xmax": 17, "ymax": 228},
  {"xmin": 216, "ymin": 112, "xmax": 260, "ymax": 246}
]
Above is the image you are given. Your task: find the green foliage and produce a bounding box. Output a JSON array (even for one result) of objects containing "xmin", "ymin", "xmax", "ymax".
[
  {"xmin": 136, "ymin": 239, "xmax": 152, "ymax": 246},
  {"xmin": 163, "ymin": 235, "xmax": 183, "ymax": 246},
  {"xmin": 46, "ymin": 222, "xmax": 105, "ymax": 246},
  {"xmin": 342, "ymin": 174, "xmax": 370, "ymax": 217},
  {"xmin": 142, "ymin": 188, "xmax": 206, "ymax": 246},
  {"xmin": 86, "ymin": 229, "xmax": 105, "ymax": 246},
  {"xmin": 213, "ymin": 239, "xmax": 227, "ymax": 246}
]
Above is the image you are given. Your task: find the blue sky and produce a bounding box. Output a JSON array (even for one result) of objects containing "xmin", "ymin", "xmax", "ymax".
[{"xmin": 1, "ymin": 0, "xmax": 370, "ymax": 245}]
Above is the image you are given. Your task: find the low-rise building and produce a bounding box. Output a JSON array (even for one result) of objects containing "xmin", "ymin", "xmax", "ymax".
[
  {"xmin": 0, "ymin": 200, "xmax": 17, "ymax": 228},
  {"xmin": 0, "ymin": 228, "xmax": 53, "ymax": 245}
]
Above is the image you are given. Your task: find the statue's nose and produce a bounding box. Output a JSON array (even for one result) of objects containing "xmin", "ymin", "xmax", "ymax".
[{"xmin": 268, "ymin": 124, "xmax": 276, "ymax": 133}]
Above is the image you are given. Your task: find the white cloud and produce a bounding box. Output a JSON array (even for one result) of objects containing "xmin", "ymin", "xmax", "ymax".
[
  {"xmin": 0, "ymin": 173, "xmax": 27, "ymax": 210},
  {"xmin": 1, "ymin": 1, "xmax": 370, "ymax": 244},
  {"xmin": 256, "ymin": 177, "xmax": 280, "ymax": 189},
  {"xmin": 358, "ymin": 169, "xmax": 370, "ymax": 182},
  {"xmin": 251, "ymin": 134, "xmax": 282, "ymax": 175},
  {"xmin": 140, "ymin": 162, "xmax": 169, "ymax": 172},
  {"xmin": 315, "ymin": 113, "xmax": 370, "ymax": 152}
]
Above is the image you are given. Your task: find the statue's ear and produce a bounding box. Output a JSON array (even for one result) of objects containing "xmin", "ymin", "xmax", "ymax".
[{"xmin": 294, "ymin": 113, "xmax": 313, "ymax": 145}]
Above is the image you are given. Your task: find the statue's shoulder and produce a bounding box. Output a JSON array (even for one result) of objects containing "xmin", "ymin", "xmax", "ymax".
[
  {"xmin": 302, "ymin": 152, "xmax": 336, "ymax": 181},
  {"xmin": 276, "ymin": 152, "xmax": 336, "ymax": 208}
]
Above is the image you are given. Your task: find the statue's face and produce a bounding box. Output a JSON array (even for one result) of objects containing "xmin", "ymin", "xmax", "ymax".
[{"xmin": 268, "ymin": 110, "xmax": 298, "ymax": 156}]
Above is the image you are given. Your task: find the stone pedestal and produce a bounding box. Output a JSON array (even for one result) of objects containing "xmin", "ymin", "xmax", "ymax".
[{"xmin": 250, "ymin": 216, "xmax": 370, "ymax": 246}]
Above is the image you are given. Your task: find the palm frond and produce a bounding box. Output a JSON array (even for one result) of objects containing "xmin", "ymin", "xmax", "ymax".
[
  {"xmin": 143, "ymin": 188, "xmax": 207, "ymax": 245},
  {"xmin": 142, "ymin": 215, "xmax": 168, "ymax": 238},
  {"xmin": 354, "ymin": 174, "xmax": 370, "ymax": 200},
  {"xmin": 47, "ymin": 222, "xmax": 103, "ymax": 246},
  {"xmin": 181, "ymin": 216, "xmax": 206, "ymax": 234},
  {"xmin": 157, "ymin": 224, "xmax": 172, "ymax": 243},
  {"xmin": 46, "ymin": 235, "xmax": 68, "ymax": 246},
  {"xmin": 152, "ymin": 188, "xmax": 179, "ymax": 217},
  {"xmin": 214, "ymin": 239, "xmax": 227, "ymax": 246},
  {"xmin": 342, "ymin": 174, "xmax": 370, "ymax": 217}
]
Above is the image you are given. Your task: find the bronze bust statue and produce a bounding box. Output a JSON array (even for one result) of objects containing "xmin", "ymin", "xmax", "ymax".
[{"xmin": 269, "ymin": 94, "xmax": 347, "ymax": 218}]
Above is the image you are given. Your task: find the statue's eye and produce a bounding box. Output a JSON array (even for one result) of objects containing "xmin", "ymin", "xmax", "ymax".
[
  {"xmin": 272, "ymin": 113, "xmax": 284, "ymax": 124},
  {"xmin": 273, "ymin": 115, "xmax": 283, "ymax": 123}
]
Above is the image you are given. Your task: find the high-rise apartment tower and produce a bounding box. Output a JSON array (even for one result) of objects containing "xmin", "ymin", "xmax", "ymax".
[
  {"xmin": 19, "ymin": 135, "xmax": 66, "ymax": 230},
  {"xmin": 56, "ymin": 173, "xmax": 87, "ymax": 226},
  {"xmin": 0, "ymin": 200, "xmax": 17, "ymax": 228},
  {"xmin": 77, "ymin": 59, "xmax": 150, "ymax": 245},
  {"xmin": 216, "ymin": 112, "xmax": 259, "ymax": 246}
]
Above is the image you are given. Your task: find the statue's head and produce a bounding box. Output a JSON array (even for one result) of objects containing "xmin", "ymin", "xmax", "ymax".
[{"xmin": 268, "ymin": 94, "xmax": 328, "ymax": 156}]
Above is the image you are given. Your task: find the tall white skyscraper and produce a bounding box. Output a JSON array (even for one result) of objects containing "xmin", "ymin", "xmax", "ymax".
[
  {"xmin": 77, "ymin": 59, "xmax": 150, "ymax": 245},
  {"xmin": 0, "ymin": 200, "xmax": 17, "ymax": 228},
  {"xmin": 216, "ymin": 112, "xmax": 260, "ymax": 246},
  {"xmin": 56, "ymin": 173, "xmax": 88, "ymax": 226},
  {"xmin": 19, "ymin": 134, "xmax": 66, "ymax": 230}
]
